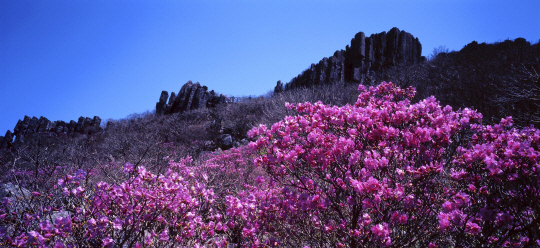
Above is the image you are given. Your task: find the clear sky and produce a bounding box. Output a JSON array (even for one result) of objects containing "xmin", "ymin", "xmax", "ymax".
[{"xmin": 1, "ymin": 0, "xmax": 539, "ymax": 136}]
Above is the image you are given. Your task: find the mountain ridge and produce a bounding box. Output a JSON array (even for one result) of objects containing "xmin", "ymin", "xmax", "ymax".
[{"xmin": 278, "ymin": 27, "xmax": 424, "ymax": 92}]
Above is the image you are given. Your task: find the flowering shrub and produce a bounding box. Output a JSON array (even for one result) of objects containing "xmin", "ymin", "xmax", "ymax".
[
  {"xmin": 444, "ymin": 118, "xmax": 540, "ymax": 246},
  {"xmin": 195, "ymin": 147, "xmax": 264, "ymax": 195},
  {"xmin": 246, "ymin": 82, "xmax": 540, "ymax": 247},
  {"xmin": 1, "ymin": 157, "xmax": 218, "ymax": 247},
  {"xmin": 1, "ymin": 82, "xmax": 539, "ymax": 247}
]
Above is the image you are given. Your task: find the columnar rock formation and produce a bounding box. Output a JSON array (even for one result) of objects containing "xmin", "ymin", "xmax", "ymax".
[
  {"xmin": 156, "ymin": 81, "xmax": 227, "ymax": 115},
  {"xmin": 274, "ymin": 80, "xmax": 284, "ymax": 94},
  {"xmin": 0, "ymin": 115, "xmax": 102, "ymax": 149},
  {"xmin": 279, "ymin": 27, "xmax": 424, "ymax": 91},
  {"xmin": 0, "ymin": 130, "xmax": 13, "ymax": 149}
]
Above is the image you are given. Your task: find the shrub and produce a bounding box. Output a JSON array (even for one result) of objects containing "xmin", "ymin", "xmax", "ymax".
[
  {"xmin": 245, "ymin": 82, "xmax": 540, "ymax": 247},
  {"xmin": 1, "ymin": 157, "xmax": 217, "ymax": 247},
  {"xmin": 1, "ymin": 82, "xmax": 539, "ymax": 247}
]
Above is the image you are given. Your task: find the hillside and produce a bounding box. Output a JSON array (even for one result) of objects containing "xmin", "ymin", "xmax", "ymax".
[
  {"xmin": 381, "ymin": 38, "xmax": 540, "ymax": 127},
  {"xmin": 1, "ymin": 28, "xmax": 538, "ymax": 179},
  {"xmin": 2, "ymin": 28, "xmax": 538, "ymax": 157},
  {"xmin": 0, "ymin": 28, "xmax": 539, "ymax": 247}
]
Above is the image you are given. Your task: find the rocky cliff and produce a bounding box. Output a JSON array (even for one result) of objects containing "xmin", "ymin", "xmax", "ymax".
[
  {"xmin": 279, "ymin": 27, "xmax": 424, "ymax": 91},
  {"xmin": 0, "ymin": 115, "xmax": 102, "ymax": 149},
  {"xmin": 156, "ymin": 81, "xmax": 227, "ymax": 115}
]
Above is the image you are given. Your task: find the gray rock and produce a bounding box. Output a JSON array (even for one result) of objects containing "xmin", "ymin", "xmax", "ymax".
[
  {"xmin": 194, "ymin": 85, "xmax": 207, "ymax": 109},
  {"xmin": 385, "ymin": 27, "xmax": 400, "ymax": 67},
  {"xmin": 234, "ymin": 138, "xmax": 250, "ymax": 148},
  {"xmin": 239, "ymin": 138, "xmax": 249, "ymax": 146},
  {"xmin": 351, "ymin": 31, "xmax": 366, "ymax": 60},
  {"xmin": 27, "ymin": 117, "xmax": 39, "ymax": 134},
  {"xmin": 84, "ymin": 117, "xmax": 92, "ymax": 127},
  {"xmin": 56, "ymin": 121, "xmax": 66, "ymax": 133},
  {"xmin": 170, "ymin": 81, "xmax": 193, "ymax": 113},
  {"xmin": 218, "ymin": 134, "xmax": 233, "ymax": 149},
  {"xmin": 168, "ymin": 92, "xmax": 176, "ymax": 105},
  {"xmin": 329, "ymin": 50, "xmax": 346, "ymax": 83},
  {"xmin": 186, "ymin": 82, "xmax": 200, "ymax": 110},
  {"xmin": 274, "ymin": 80, "xmax": 284, "ymax": 93},
  {"xmin": 0, "ymin": 183, "xmax": 32, "ymax": 214},
  {"xmin": 281, "ymin": 27, "xmax": 422, "ymax": 91},
  {"xmin": 3, "ymin": 115, "xmax": 103, "ymax": 149},
  {"xmin": 0, "ymin": 182, "xmax": 31, "ymax": 200},
  {"xmin": 92, "ymin": 116, "xmax": 102, "ymax": 129},
  {"xmin": 0, "ymin": 183, "xmax": 70, "ymax": 222},
  {"xmin": 0, "ymin": 130, "xmax": 13, "ymax": 149},
  {"xmin": 205, "ymin": 119, "xmax": 222, "ymax": 135},
  {"xmin": 76, "ymin": 117, "xmax": 85, "ymax": 132},
  {"xmin": 68, "ymin": 120, "xmax": 77, "ymax": 133},
  {"xmin": 13, "ymin": 116, "xmax": 31, "ymax": 137},
  {"xmin": 156, "ymin": 91, "xmax": 169, "ymax": 115},
  {"xmin": 37, "ymin": 116, "xmax": 51, "ymax": 133},
  {"xmin": 309, "ymin": 64, "xmax": 317, "ymax": 85},
  {"xmin": 157, "ymin": 81, "xmax": 227, "ymax": 115}
]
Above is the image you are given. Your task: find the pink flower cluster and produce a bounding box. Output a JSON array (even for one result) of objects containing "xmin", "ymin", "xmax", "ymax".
[
  {"xmin": 1, "ymin": 157, "xmax": 219, "ymax": 247},
  {"xmin": 246, "ymin": 82, "xmax": 540, "ymax": 247},
  {"xmin": 1, "ymin": 82, "xmax": 539, "ymax": 247}
]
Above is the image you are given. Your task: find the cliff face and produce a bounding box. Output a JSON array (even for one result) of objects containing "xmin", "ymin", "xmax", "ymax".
[
  {"xmin": 156, "ymin": 81, "xmax": 227, "ymax": 115},
  {"xmin": 0, "ymin": 115, "xmax": 102, "ymax": 149},
  {"xmin": 281, "ymin": 27, "xmax": 424, "ymax": 91}
]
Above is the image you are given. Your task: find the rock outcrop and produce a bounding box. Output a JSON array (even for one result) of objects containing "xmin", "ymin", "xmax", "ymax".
[
  {"xmin": 0, "ymin": 183, "xmax": 70, "ymax": 220},
  {"xmin": 274, "ymin": 80, "xmax": 284, "ymax": 94},
  {"xmin": 156, "ymin": 81, "xmax": 227, "ymax": 115},
  {"xmin": 0, "ymin": 115, "xmax": 102, "ymax": 149},
  {"xmin": 0, "ymin": 130, "xmax": 14, "ymax": 149},
  {"xmin": 278, "ymin": 27, "xmax": 424, "ymax": 91}
]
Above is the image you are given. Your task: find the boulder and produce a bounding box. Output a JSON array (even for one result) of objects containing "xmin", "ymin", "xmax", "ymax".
[
  {"xmin": 0, "ymin": 183, "xmax": 70, "ymax": 222},
  {"xmin": 218, "ymin": 134, "xmax": 233, "ymax": 149},
  {"xmin": 0, "ymin": 182, "xmax": 31, "ymax": 200},
  {"xmin": 234, "ymin": 138, "xmax": 250, "ymax": 148},
  {"xmin": 205, "ymin": 118, "xmax": 222, "ymax": 135},
  {"xmin": 157, "ymin": 81, "xmax": 227, "ymax": 115}
]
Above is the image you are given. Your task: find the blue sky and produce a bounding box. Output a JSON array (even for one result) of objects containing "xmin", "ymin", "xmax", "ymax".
[{"xmin": 1, "ymin": 0, "xmax": 539, "ymax": 135}]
